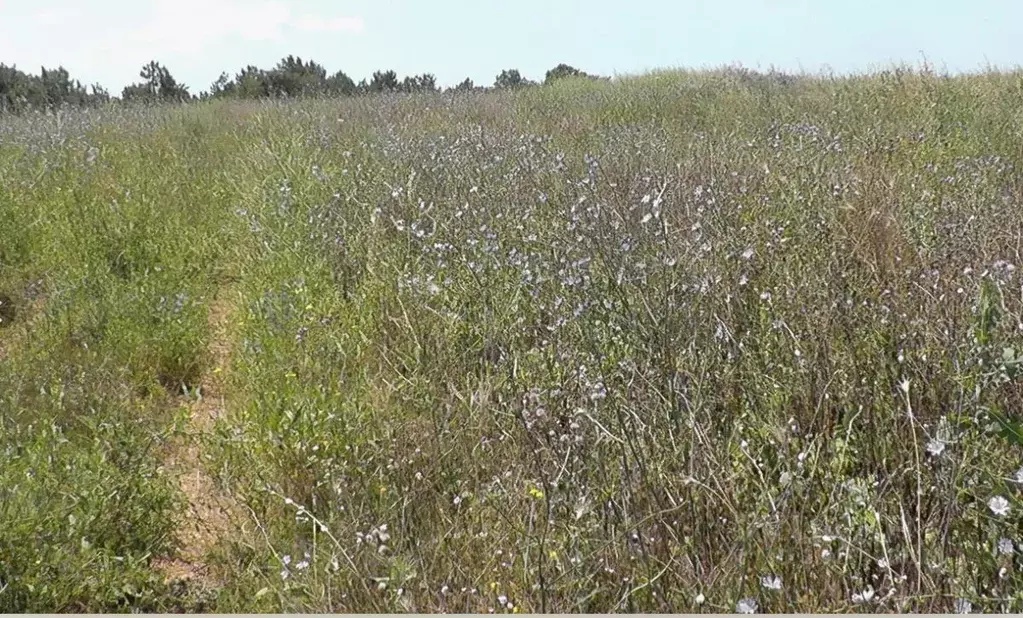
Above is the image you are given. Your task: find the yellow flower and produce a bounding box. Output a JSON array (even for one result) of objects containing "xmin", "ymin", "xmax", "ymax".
[{"xmin": 528, "ymin": 487, "xmax": 544, "ymax": 500}]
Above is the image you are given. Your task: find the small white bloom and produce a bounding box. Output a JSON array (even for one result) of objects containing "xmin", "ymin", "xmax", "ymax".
[
  {"xmin": 736, "ymin": 597, "xmax": 758, "ymax": 614},
  {"xmin": 989, "ymin": 495, "xmax": 1011, "ymax": 517},
  {"xmin": 760, "ymin": 574, "xmax": 782, "ymax": 590},
  {"xmin": 852, "ymin": 586, "xmax": 875, "ymax": 604},
  {"xmin": 926, "ymin": 438, "xmax": 946, "ymax": 457},
  {"xmin": 695, "ymin": 593, "xmax": 705, "ymax": 605},
  {"xmin": 954, "ymin": 597, "xmax": 972, "ymax": 614},
  {"xmin": 741, "ymin": 247, "xmax": 755, "ymax": 260},
  {"xmin": 998, "ymin": 537, "xmax": 1015, "ymax": 555}
]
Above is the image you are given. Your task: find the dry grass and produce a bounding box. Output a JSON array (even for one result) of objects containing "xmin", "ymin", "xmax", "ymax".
[{"xmin": 3, "ymin": 66, "xmax": 1023, "ymax": 613}]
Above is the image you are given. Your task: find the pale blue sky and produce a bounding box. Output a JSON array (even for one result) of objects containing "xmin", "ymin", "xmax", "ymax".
[{"xmin": 0, "ymin": 0, "xmax": 1020, "ymax": 94}]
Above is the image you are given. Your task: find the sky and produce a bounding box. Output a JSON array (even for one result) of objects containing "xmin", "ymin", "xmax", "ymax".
[{"xmin": 0, "ymin": 0, "xmax": 1020, "ymax": 95}]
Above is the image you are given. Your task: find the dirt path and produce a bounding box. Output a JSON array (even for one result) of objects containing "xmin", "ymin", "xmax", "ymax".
[{"xmin": 154, "ymin": 287, "xmax": 244, "ymax": 588}]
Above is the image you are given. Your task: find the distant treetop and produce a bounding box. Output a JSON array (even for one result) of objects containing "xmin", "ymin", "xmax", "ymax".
[{"xmin": 0, "ymin": 57, "xmax": 603, "ymax": 113}]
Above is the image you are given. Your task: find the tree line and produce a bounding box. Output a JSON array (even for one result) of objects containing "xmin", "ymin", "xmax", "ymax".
[{"xmin": 0, "ymin": 57, "xmax": 600, "ymax": 113}]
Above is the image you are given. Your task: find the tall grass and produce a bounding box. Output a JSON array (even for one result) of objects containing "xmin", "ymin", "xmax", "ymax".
[{"xmin": 2, "ymin": 66, "xmax": 1023, "ymax": 612}]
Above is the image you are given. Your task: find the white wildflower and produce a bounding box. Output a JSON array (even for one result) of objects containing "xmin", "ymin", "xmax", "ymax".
[
  {"xmin": 998, "ymin": 537, "xmax": 1015, "ymax": 555},
  {"xmin": 760, "ymin": 574, "xmax": 782, "ymax": 590},
  {"xmin": 989, "ymin": 495, "xmax": 1011, "ymax": 517},
  {"xmin": 852, "ymin": 586, "xmax": 875, "ymax": 604},
  {"xmin": 736, "ymin": 597, "xmax": 758, "ymax": 614}
]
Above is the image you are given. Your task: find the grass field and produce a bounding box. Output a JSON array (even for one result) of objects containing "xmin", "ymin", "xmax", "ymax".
[{"xmin": 2, "ymin": 67, "xmax": 1023, "ymax": 612}]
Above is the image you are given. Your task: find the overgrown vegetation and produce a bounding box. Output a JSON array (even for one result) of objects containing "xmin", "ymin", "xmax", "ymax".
[{"xmin": 2, "ymin": 66, "xmax": 1023, "ymax": 612}]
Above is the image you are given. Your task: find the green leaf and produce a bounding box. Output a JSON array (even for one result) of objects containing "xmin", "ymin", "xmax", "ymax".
[{"xmin": 989, "ymin": 408, "xmax": 1023, "ymax": 446}]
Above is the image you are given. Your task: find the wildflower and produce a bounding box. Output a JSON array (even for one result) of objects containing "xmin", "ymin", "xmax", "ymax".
[
  {"xmin": 926, "ymin": 438, "xmax": 946, "ymax": 457},
  {"xmin": 736, "ymin": 597, "xmax": 758, "ymax": 613},
  {"xmin": 852, "ymin": 586, "xmax": 875, "ymax": 604},
  {"xmin": 695, "ymin": 593, "xmax": 705, "ymax": 605},
  {"xmin": 998, "ymin": 537, "xmax": 1015, "ymax": 555},
  {"xmin": 760, "ymin": 575, "xmax": 782, "ymax": 590},
  {"xmin": 741, "ymin": 247, "xmax": 755, "ymax": 260},
  {"xmin": 989, "ymin": 495, "xmax": 1011, "ymax": 517},
  {"xmin": 1014, "ymin": 466, "xmax": 1023, "ymax": 484}
]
